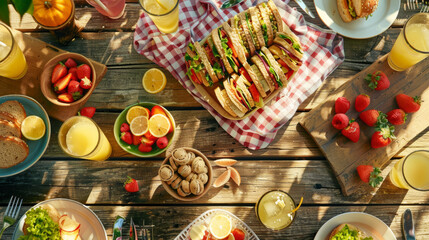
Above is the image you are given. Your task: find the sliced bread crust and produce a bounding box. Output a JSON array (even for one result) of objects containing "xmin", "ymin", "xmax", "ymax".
[
  {"xmin": 194, "ymin": 41, "xmax": 219, "ymax": 85},
  {"xmin": 0, "ymin": 111, "xmax": 21, "ymax": 128},
  {"xmin": 251, "ymin": 55, "xmax": 275, "ymax": 92},
  {"xmin": 243, "ymin": 62, "xmax": 267, "ymax": 98},
  {"xmin": 267, "ymin": 0, "xmax": 284, "ymax": 32},
  {"xmin": 262, "ymin": 46, "xmax": 288, "ymax": 86},
  {"xmin": 238, "ymin": 12, "xmax": 257, "ymax": 56},
  {"xmin": 0, "ymin": 100, "xmax": 26, "ymax": 124},
  {"xmin": 249, "ymin": 7, "xmax": 266, "ymax": 49},
  {"xmin": 0, "ymin": 119, "xmax": 21, "ymax": 138},
  {"xmin": 222, "ymin": 21, "xmax": 247, "ymax": 65},
  {"xmin": 258, "ymin": 4, "xmax": 274, "ymax": 45},
  {"xmin": 214, "ymin": 87, "xmax": 238, "ymax": 117},
  {"xmin": 0, "ymin": 135, "xmax": 29, "ymax": 168}
]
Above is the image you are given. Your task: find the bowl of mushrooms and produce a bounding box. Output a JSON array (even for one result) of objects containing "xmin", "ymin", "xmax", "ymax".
[{"xmin": 159, "ymin": 147, "xmax": 213, "ymax": 201}]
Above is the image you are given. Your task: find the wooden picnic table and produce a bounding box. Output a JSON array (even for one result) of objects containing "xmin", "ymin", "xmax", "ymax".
[{"xmin": 1, "ymin": 0, "xmax": 429, "ymax": 239}]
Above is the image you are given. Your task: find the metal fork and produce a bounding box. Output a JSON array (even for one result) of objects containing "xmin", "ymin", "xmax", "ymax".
[
  {"xmin": 0, "ymin": 196, "xmax": 23, "ymax": 239},
  {"xmin": 421, "ymin": 0, "xmax": 429, "ymax": 12},
  {"xmin": 407, "ymin": 0, "xmax": 418, "ymax": 10}
]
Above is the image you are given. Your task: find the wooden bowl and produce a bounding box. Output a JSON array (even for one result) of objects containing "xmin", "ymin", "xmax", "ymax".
[
  {"xmin": 160, "ymin": 147, "xmax": 213, "ymax": 201},
  {"xmin": 40, "ymin": 52, "xmax": 96, "ymax": 107}
]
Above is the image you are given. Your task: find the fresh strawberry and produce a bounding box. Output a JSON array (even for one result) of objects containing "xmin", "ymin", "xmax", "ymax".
[
  {"xmin": 156, "ymin": 136, "xmax": 169, "ymax": 149},
  {"xmin": 54, "ymin": 73, "xmax": 72, "ymax": 93},
  {"xmin": 365, "ymin": 71, "xmax": 390, "ymax": 91},
  {"xmin": 80, "ymin": 76, "xmax": 92, "ymax": 90},
  {"xmin": 51, "ymin": 62, "xmax": 67, "ymax": 83},
  {"xmin": 396, "ymin": 94, "xmax": 421, "ymax": 113},
  {"xmin": 120, "ymin": 132, "xmax": 133, "ymax": 145},
  {"xmin": 58, "ymin": 93, "xmax": 74, "ymax": 103},
  {"xmin": 133, "ymin": 135, "xmax": 142, "ymax": 146},
  {"xmin": 371, "ymin": 125, "xmax": 396, "ymax": 148},
  {"xmin": 120, "ymin": 123, "xmax": 130, "ymax": 133},
  {"xmin": 68, "ymin": 67, "xmax": 78, "ymax": 81},
  {"xmin": 335, "ymin": 97, "xmax": 350, "ymax": 114},
  {"xmin": 387, "ymin": 109, "xmax": 407, "ymax": 125},
  {"xmin": 151, "ymin": 105, "xmax": 173, "ymax": 133},
  {"xmin": 64, "ymin": 58, "xmax": 77, "ymax": 68},
  {"xmin": 341, "ymin": 120, "xmax": 360, "ymax": 143},
  {"xmin": 124, "ymin": 176, "xmax": 139, "ymax": 192},
  {"xmin": 359, "ymin": 110, "xmax": 387, "ymax": 127},
  {"xmin": 67, "ymin": 80, "xmax": 83, "ymax": 100},
  {"xmin": 332, "ymin": 113, "xmax": 349, "ymax": 130},
  {"xmin": 356, "ymin": 165, "xmax": 383, "ymax": 187},
  {"xmin": 138, "ymin": 142, "xmax": 153, "ymax": 152},
  {"xmin": 79, "ymin": 107, "xmax": 96, "ymax": 118},
  {"xmin": 231, "ymin": 228, "xmax": 245, "ymax": 240},
  {"xmin": 141, "ymin": 136, "xmax": 155, "ymax": 146},
  {"xmin": 144, "ymin": 131, "xmax": 158, "ymax": 141},
  {"xmin": 77, "ymin": 64, "xmax": 92, "ymax": 80},
  {"xmin": 355, "ymin": 94, "xmax": 370, "ymax": 112}
]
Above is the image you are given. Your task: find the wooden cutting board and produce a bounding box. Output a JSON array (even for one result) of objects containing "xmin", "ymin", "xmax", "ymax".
[
  {"xmin": 0, "ymin": 29, "xmax": 107, "ymax": 122},
  {"xmin": 300, "ymin": 54, "xmax": 429, "ymax": 196}
]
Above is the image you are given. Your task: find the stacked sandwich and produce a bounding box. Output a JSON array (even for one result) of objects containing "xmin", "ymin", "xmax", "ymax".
[
  {"xmin": 0, "ymin": 100, "xmax": 29, "ymax": 168},
  {"xmin": 185, "ymin": 0, "xmax": 304, "ymax": 118}
]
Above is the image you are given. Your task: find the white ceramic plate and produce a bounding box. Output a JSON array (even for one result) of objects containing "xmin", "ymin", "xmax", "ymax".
[
  {"xmin": 314, "ymin": 212, "xmax": 397, "ymax": 240},
  {"xmin": 314, "ymin": 0, "xmax": 401, "ymax": 39},
  {"xmin": 12, "ymin": 198, "xmax": 107, "ymax": 240}
]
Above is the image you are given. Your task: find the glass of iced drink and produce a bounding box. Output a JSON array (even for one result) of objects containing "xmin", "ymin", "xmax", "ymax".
[
  {"xmin": 139, "ymin": 0, "xmax": 180, "ymax": 34},
  {"xmin": 255, "ymin": 190, "xmax": 297, "ymax": 230},
  {"xmin": 0, "ymin": 22, "xmax": 28, "ymax": 80}
]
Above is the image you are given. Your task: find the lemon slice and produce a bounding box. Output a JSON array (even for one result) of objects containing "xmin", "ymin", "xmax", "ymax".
[
  {"xmin": 126, "ymin": 106, "xmax": 150, "ymax": 124},
  {"xmin": 21, "ymin": 116, "xmax": 46, "ymax": 140},
  {"xmin": 148, "ymin": 114, "xmax": 171, "ymax": 138},
  {"xmin": 142, "ymin": 68, "xmax": 167, "ymax": 94},
  {"xmin": 130, "ymin": 116, "xmax": 149, "ymax": 136},
  {"xmin": 155, "ymin": 0, "xmax": 169, "ymax": 9},
  {"xmin": 209, "ymin": 215, "xmax": 232, "ymax": 239}
]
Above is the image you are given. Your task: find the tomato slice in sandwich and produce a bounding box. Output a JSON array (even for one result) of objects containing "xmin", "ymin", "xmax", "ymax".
[
  {"xmin": 248, "ymin": 84, "xmax": 260, "ymax": 102},
  {"xmin": 190, "ymin": 69, "xmax": 202, "ymax": 85},
  {"xmin": 238, "ymin": 67, "xmax": 252, "ymax": 83}
]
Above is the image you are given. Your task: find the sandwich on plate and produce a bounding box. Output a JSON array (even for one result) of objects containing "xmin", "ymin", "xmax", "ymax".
[
  {"xmin": 185, "ymin": 42, "xmax": 220, "ymax": 87},
  {"xmin": 211, "ymin": 22, "xmax": 242, "ymax": 74},
  {"xmin": 20, "ymin": 204, "xmax": 82, "ymax": 240},
  {"xmin": 337, "ymin": 0, "xmax": 379, "ymax": 23},
  {"xmin": 329, "ymin": 223, "xmax": 374, "ymax": 240}
]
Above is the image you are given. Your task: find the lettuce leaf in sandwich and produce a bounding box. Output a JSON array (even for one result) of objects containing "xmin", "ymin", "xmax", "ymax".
[
  {"xmin": 331, "ymin": 224, "xmax": 373, "ymax": 240},
  {"xmin": 258, "ymin": 51, "xmax": 283, "ymax": 88},
  {"xmin": 19, "ymin": 208, "xmax": 61, "ymax": 240},
  {"xmin": 218, "ymin": 28, "xmax": 239, "ymax": 73},
  {"xmin": 278, "ymin": 34, "xmax": 303, "ymax": 54}
]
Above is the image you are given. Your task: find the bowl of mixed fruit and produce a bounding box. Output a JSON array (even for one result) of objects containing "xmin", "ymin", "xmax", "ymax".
[{"xmin": 113, "ymin": 102, "xmax": 175, "ymax": 157}]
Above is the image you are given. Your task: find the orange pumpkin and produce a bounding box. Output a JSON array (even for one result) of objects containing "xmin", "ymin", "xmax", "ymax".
[{"xmin": 33, "ymin": 0, "xmax": 73, "ymax": 27}]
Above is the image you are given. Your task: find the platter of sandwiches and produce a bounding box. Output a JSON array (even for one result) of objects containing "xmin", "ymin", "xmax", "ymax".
[
  {"xmin": 184, "ymin": 0, "xmax": 304, "ymax": 120},
  {"xmin": 0, "ymin": 95, "xmax": 51, "ymax": 177}
]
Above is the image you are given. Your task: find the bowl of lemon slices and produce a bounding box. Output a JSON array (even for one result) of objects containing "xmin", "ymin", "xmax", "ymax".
[{"xmin": 113, "ymin": 102, "xmax": 175, "ymax": 157}]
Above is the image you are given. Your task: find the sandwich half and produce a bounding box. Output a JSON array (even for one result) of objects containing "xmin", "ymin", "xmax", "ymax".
[
  {"xmin": 269, "ymin": 32, "xmax": 303, "ymax": 81},
  {"xmin": 224, "ymin": 74, "xmax": 252, "ymax": 114},
  {"xmin": 328, "ymin": 223, "xmax": 374, "ymax": 240},
  {"xmin": 230, "ymin": 14, "xmax": 254, "ymax": 58},
  {"xmin": 185, "ymin": 42, "xmax": 217, "ymax": 87},
  {"xmin": 211, "ymin": 24, "xmax": 241, "ymax": 74},
  {"xmin": 214, "ymin": 87, "xmax": 240, "ymax": 117},
  {"xmin": 266, "ymin": 0, "xmax": 284, "ymax": 33},
  {"xmin": 202, "ymin": 35, "xmax": 227, "ymax": 81},
  {"xmin": 248, "ymin": 6, "xmax": 266, "ymax": 49},
  {"xmin": 257, "ymin": 3, "xmax": 274, "ymax": 46},
  {"xmin": 239, "ymin": 62, "xmax": 268, "ymax": 98}
]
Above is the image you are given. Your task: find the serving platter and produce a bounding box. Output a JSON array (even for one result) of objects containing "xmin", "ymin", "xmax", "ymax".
[
  {"xmin": 314, "ymin": 212, "xmax": 396, "ymax": 240},
  {"xmin": 12, "ymin": 198, "xmax": 107, "ymax": 240},
  {"xmin": 0, "ymin": 94, "xmax": 51, "ymax": 178},
  {"xmin": 314, "ymin": 0, "xmax": 401, "ymax": 39}
]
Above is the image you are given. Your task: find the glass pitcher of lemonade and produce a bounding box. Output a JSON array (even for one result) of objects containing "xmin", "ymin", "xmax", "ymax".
[
  {"xmin": 255, "ymin": 190, "xmax": 297, "ymax": 230},
  {"xmin": 389, "ymin": 150, "xmax": 429, "ymax": 191},
  {"xmin": 139, "ymin": 0, "xmax": 180, "ymax": 34},
  {"xmin": 58, "ymin": 116, "xmax": 112, "ymax": 161},
  {"xmin": 0, "ymin": 22, "xmax": 28, "ymax": 80}
]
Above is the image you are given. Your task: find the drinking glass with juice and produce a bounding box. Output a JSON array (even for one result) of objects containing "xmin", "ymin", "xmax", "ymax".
[
  {"xmin": 255, "ymin": 190, "xmax": 296, "ymax": 230},
  {"xmin": 86, "ymin": 0, "xmax": 126, "ymax": 19},
  {"xmin": 139, "ymin": 0, "xmax": 180, "ymax": 34},
  {"xmin": 58, "ymin": 116, "xmax": 112, "ymax": 161},
  {"xmin": 0, "ymin": 22, "xmax": 28, "ymax": 80},
  {"xmin": 389, "ymin": 150, "xmax": 429, "ymax": 190},
  {"xmin": 387, "ymin": 13, "xmax": 429, "ymax": 71}
]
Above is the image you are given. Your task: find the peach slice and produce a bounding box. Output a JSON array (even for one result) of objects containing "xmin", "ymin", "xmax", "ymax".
[
  {"xmin": 214, "ymin": 159, "xmax": 237, "ymax": 167},
  {"xmin": 213, "ymin": 168, "xmax": 231, "ymax": 188},
  {"xmin": 228, "ymin": 167, "xmax": 241, "ymax": 186}
]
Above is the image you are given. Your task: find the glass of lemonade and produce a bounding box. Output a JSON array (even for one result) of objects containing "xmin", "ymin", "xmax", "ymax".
[
  {"xmin": 0, "ymin": 22, "xmax": 28, "ymax": 80},
  {"xmin": 389, "ymin": 150, "xmax": 429, "ymax": 190},
  {"xmin": 387, "ymin": 13, "xmax": 429, "ymax": 71},
  {"xmin": 58, "ymin": 116, "xmax": 112, "ymax": 161},
  {"xmin": 139, "ymin": 0, "xmax": 180, "ymax": 34},
  {"xmin": 255, "ymin": 190, "xmax": 296, "ymax": 230}
]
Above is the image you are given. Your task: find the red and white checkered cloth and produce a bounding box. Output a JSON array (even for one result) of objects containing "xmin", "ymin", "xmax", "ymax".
[{"xmin": 134, "ymin": 0, "xmax": 344, "ymax": 150}]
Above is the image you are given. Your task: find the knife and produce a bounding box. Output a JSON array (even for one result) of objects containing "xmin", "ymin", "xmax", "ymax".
[
  {"xmin": 403, "ymin": 209, "xmax": 416, "ymax": 240},
  {"xmin": 220, "ymin": 0, "xmax": 245, "ymax": 9},
  {"xmin": 129, "ymin": 218, "xmax": 138, "ymax": 240},
  {"xmin": 293, "ymin": 0, "xmax": 315, "ymax": 18}
]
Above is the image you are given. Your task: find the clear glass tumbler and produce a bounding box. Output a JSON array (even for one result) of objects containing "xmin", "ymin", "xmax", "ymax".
[
  {"xmin": 139, "ymin": 0, "xmax": 180, "ymax": 34},
  {"xmin": 0, "ymin": 22, "xmax": 28, "ymax": 80}
]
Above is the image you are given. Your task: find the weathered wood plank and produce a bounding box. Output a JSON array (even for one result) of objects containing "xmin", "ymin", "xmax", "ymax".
[{"xmin": 1, "ymin": 205, "xmax": 428, "ymax": 239}]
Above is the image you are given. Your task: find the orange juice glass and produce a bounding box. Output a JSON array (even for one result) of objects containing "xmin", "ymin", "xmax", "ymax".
[
  {"xmin": 58, "ymin": 116, "xmax": 112, "ymax": 161},
  {"xmin": 255, "ymin": 190, "xmax": 296, "ymax": 230},
  {"xmin": 389, "ymin": 150, "xmax": 429, "ymax": 190},
  {"xmin": 387, "ymin": 13, "xmax": 429, "ymax": 71},
  {"xmin": 0, "ymin": 22, "xmax": 28, "ymax": 79},
  {"xmin": 139, "ymin": 0, "xmax": 180, "ymax": 34}
]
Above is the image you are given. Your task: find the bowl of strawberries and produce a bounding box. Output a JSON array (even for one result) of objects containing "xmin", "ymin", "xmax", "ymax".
[
  {"xmin": 113, "ymin": 102, "xmax": 176, "ymax": 157},
  {"xmin": 40, "ymin": 53, "xmax": 96, "ymax": 106}
]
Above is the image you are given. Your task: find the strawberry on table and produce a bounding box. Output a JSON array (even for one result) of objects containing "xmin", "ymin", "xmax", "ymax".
[
  {"xmin": 332, "ymin": 113, "xmax": 349, "ymax": 130},
  {"xmin": 68, "ymin": 67, "xmax": 78, "ymax": 81},
  {"xmin": 365, "ymin": 71, "xmax": 390, "ymax": 91},
  {"xmin": 58, "ymin": 93, "xmax": 74, "ymax": 103},
  {"xmin": 359, "ymin": 110, "xmax": 386, "ymax": 127},
  {"xmin": 371, "ymin": 125, "xmax": 395, "ymax": 148},
  {"xmin": 120, "ymin": 123, "xmax": 130, "ymax": 133},
  {"xmin": 77, "ymin": 64, "xmax": 92, "ymax": 80},
  {"xmin": 54, "ymin": 73, "xmax": 72, "ymax": 93},
  {"xmin": 80, "ymin": 76, "xmax": 92, "ymax": 89},
  {"xmin": 64, "ymin": 58, "xmax": 77, "ymax": 68},
  {"xmin": 387, "ymin": 109, "xmax": 407, "ymax": 125},
  {"xmin": 356, "ymin": 165, "xmax": 383, "ymax": 187},
  {"xmin": 121, "ymin": 132, "xmax": 133, "ymax": 145},
  {"xmin": 138, "ymin": 142, "xmax": 152, "ymax": 152},
  {"xmin": 341, "ymin": 120, "xmax": 360, "ymax": 143},
  {"xmin": 124, "ymin": 176, "xmax": 139, "ymax": 192},
  {"xmin": 396, "ymin": 94, "xmax": 421, "ymax": 113},
  {"xmin": 67, "ymin": 80, "xmax": 83, "ymax": 100},
  {"xmin": 79, "ymin": 107, "xmax": 96, "ymax": 118},
  {"xmin": 335, "ymin": 97, "xmax": 350, "ymax": 114},
  {"xmin": 355, "ymin": 94, "xmax": 370, "ymax": 112},
  {"xmin": 51, "ymin": 62, "xmax": 67, "ymax": 83}
]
